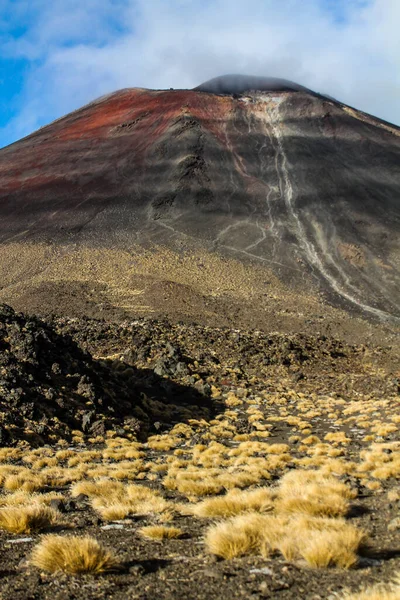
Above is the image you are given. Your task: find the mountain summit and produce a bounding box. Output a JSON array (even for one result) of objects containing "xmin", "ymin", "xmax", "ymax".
[
  {"xmin": 194, "ymin": 74, "xmax": 309, "ymax": 94},
  {"xmin": 0, "ymin": 76, "xmax": 399, "ymax": 321}
]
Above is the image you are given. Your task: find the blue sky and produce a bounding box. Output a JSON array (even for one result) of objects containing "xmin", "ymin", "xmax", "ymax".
[{"xmin": 0, "ymin": 0, "xmax": 399, "ymax": 149}]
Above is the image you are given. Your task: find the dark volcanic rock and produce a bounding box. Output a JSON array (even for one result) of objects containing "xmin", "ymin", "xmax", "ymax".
[
  {"xmin": 0, "ymin": 304, "xmax": 135, "ymax": 442},
  {"xmin": 0, "ymin": 305, "xmax": 212, "ymax": 444}
]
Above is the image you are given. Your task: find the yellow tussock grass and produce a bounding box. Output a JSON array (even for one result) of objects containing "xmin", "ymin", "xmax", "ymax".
[
  {"xmin": 190, "ymin": 487, "xmax": 275, "ymax": 518},
  {"xmin": 3, "ymin": 473, "xmax": 45, "ymax": 493},
  {"xmin": 70, "ymin": 480, "xmax": 124, "ymax": 499},
  {"xmin": 205, "ymin": 513, "xmax": 268, "ymax": 559},
  {"xmin": 92, "ymin": 484, "xmax": 172, "ymax": 520},
  {"xmin": 365, "ymin": 481, "xmax": 382, "ymax": 491},
  {"xmin": 147, "ymin": 436, "xmax": 180, "ymax": 451},
  {"xmin": 30, "ymin": 535, "xmax": 120, "ymax": 574},
  {"xmin": 126, "ymin": 484, "xmax": 160, "ymax": 501},
  {"xmin": 0, "ymin": 505, "xmax": 64, "ymax": 534},
  {"xmin": 165, "ymin": 476, "xmax": 224, "ymax": 498},
  {"xmin": 324, "ymin": 432, "xmax": 351, "ymax": 444},
  {"xmin": 0, "ymin": 491, "xmax": 64, "ymax": 507},
  {"xmin": 387, "ymin": 489, "xmax": 400, "ymax": 502},
  {"xmin": 277, "ymin": 470, "xmax": 356, "ymax": 518},
  {"xmin": 288, "ymin": 521, "xmax": 367, "ymax": 568},
  {"xmin": 205, "ymin": 512, "xmax": 367, "ymax": 569},
  {"xmin": 139, "ymin": 525, "xmax": 183, "ymax": 540},
  {"xmin": 93, "ymin": 502, "xmax": 132, "ymax": 521},
  {"xmin": 278, "ymin": 494, "xmax": 349, "ymax": 518}
]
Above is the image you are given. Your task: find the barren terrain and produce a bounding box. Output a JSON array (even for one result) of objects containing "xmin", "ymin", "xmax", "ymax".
[
  {"xmin": 0, "ymin": 306, "xmax": 398, "ymax": 599},
  {"xmin": 0, "ymin": 76, "xmax": 399, "ymax": 599}
]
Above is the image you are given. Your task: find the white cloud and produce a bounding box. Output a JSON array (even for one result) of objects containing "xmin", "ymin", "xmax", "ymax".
[{"xmin": 1, "ymin": 0, "xmax": 400, "ymax": 147}]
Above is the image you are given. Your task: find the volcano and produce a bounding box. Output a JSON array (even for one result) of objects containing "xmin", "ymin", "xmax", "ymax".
[{"xmin": 0, "ymin": 74, "xmax": 399, "ymax": 323}]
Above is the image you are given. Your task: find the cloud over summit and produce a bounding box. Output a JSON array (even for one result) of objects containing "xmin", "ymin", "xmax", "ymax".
[{"xmin": 0, "ymin": 0, "xmax": 399, "ymax": 147}]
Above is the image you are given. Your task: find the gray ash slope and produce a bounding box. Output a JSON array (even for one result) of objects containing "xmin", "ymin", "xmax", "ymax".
[{"xmin": 0, "ymin": 75, "xmax": 399, "ymax": 321}]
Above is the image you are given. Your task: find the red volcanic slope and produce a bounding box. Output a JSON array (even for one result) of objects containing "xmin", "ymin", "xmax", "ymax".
[
  {"xmin": 0, "ymin": 89, "xmax": 239, "ymax": 242},
  {"xmin": 0, "ymin": 82, "xmax": 399, "ymax": 320},
  {"xmin": 0, "ymin": 89, "xmax": 230, "ymax": 190}
]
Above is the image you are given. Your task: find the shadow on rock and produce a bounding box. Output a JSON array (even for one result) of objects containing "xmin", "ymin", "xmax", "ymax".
[{"xmin": 0, "ymin": 304, "xmax": 219, "ymax": 446}]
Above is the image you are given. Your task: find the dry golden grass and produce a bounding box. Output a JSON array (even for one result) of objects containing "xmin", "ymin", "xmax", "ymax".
[
  {"xmin": 276, "ymin": 470, "xmax": 355, "ymax": 518},
  {"xmin": 0, "ymin": 491, "xmax": 64, "ymax": 507},
  {"xmin": 190, "ymin": 487, "xmax": 275, "ymax": 518},
  {"xmin": 324, "ymin": 432, "xmax": 351, "ymax": 444},
  {"xmin": 288, "ymin": 519, "xmax": 367, "ymax": 568},
  {"xmin": 3, "ymin": 473, "xmax": 45, "ymax": 493},
  {"xmin": 93, "ymin": 502, "xmax": 133, "ymax": 521},
  {"xmin": 387, "ymin": 517, "xmax": 400, "ymax": 531},
  {"xmin": 55, "ymin": 450, "xmax": 76, "ymax": 461},
  {"xmin": 0, "ymin": 448, "xmax": 23, "ymax": 462},
  {"xmin": 205, "ymin": 511, "xmax": 367, "ymax": 568},
  {"xmin": 0, "ymin": 366, "xmax": 394, "ymax": 583},
  {"xmin": 138, "ymin": 525, "xmax": 183, "ymax": 540},
  {"xmin": 30, "ymin": 535, "xmax": 120, "ymax": 574},
  {"xmin": 339, "ymin": 591, "xmax": 399, "ymax": 600},
  {"xmin": 257, "ymin": 515, "xmax": 291, "ymax": 558},
  {"xmin": 205, "ymin": 513, "xmax": 268, "ymax": 559},
  {"xmin": 32, "ymin": 458, "xmax": 58, "ymax": 469},
  {"xmin": 147, "ymin": 436, "xmax": 182, "ymax": 451},
  {"xmin": 278, "ymin": 494, "xmax": 349, "ymax": 518},
  {"xmin": 164, "ymin": 475, "xmax": 224, "ymax": 498},
  {"xmin": 0, "ymin": 505, "xmax": 64, "ymax": 534},
  {"xmin": 93, "ymin": 494, "xmax": 172, "ymax": 521},
  {"xmin": 224, "ymin": 394, "xmax": 243, "ymax": 407},
  {"xmin": 70, "ymin": 480, "xmax": 124, "ymax": 499},
  {"xmin": 365, "ymin": 481, "xmax": 382, "ymax": 491},
  {"xmin": 91, "ymin": 483, "xmax": 173, "ymax": 520},
  {"xmin": 387, "ymin": 489, "xmax": 400, "ymax": 501},
  {"xmin": 126, "ymin": 484, "xmax": 160, "ymax": 501}
]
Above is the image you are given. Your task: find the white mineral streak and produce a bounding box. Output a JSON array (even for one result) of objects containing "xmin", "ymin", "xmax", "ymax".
[{"xmin": 259, "ymin": 94, "xmax": 394, "ymax": 321}]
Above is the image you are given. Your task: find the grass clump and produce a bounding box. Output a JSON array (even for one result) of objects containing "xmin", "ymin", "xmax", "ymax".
[
  {"xmin": 91, "ymin": 483, "xmax": 173, "ymax": 521},
  {"xmin": 205, "ymin": 513, "xmax": 270, "ymax": 559},
  {"xmin": 70, "ymin": 480, "xmax": 124, "ymax": 499},
  {"xmin": 277, "ymin": 470, "xmax": 355, "ymax": 518},
  {"xmin": 139, "ymin": 525, "xmax": 183, "ymax": 540},
  {"xmin": 205, "ymin": 512, "xmax": 367, "ymax": 568},
  {"xmin": 0, "ymin": 505, "xmax": 64, "ymax": 534},
  {"xmin": 286, "ymin": 517, "xmax": 367, "ymax": 568},
  {"xmin": 190, "ymin": 487, "xmax": 275, "ymax": 518},
  {"xmin": 3, "ymin": 473, "xmax": 45, "ymax": 493},
  {"xmin": 30, "ymin": 535, "xmax": 120, "ymax": 574}
]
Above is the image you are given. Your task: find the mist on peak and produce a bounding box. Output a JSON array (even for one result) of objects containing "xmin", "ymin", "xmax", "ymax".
[{"xmin": 194, "ymin": 74, "xmax": 310, "ymax": 95}]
